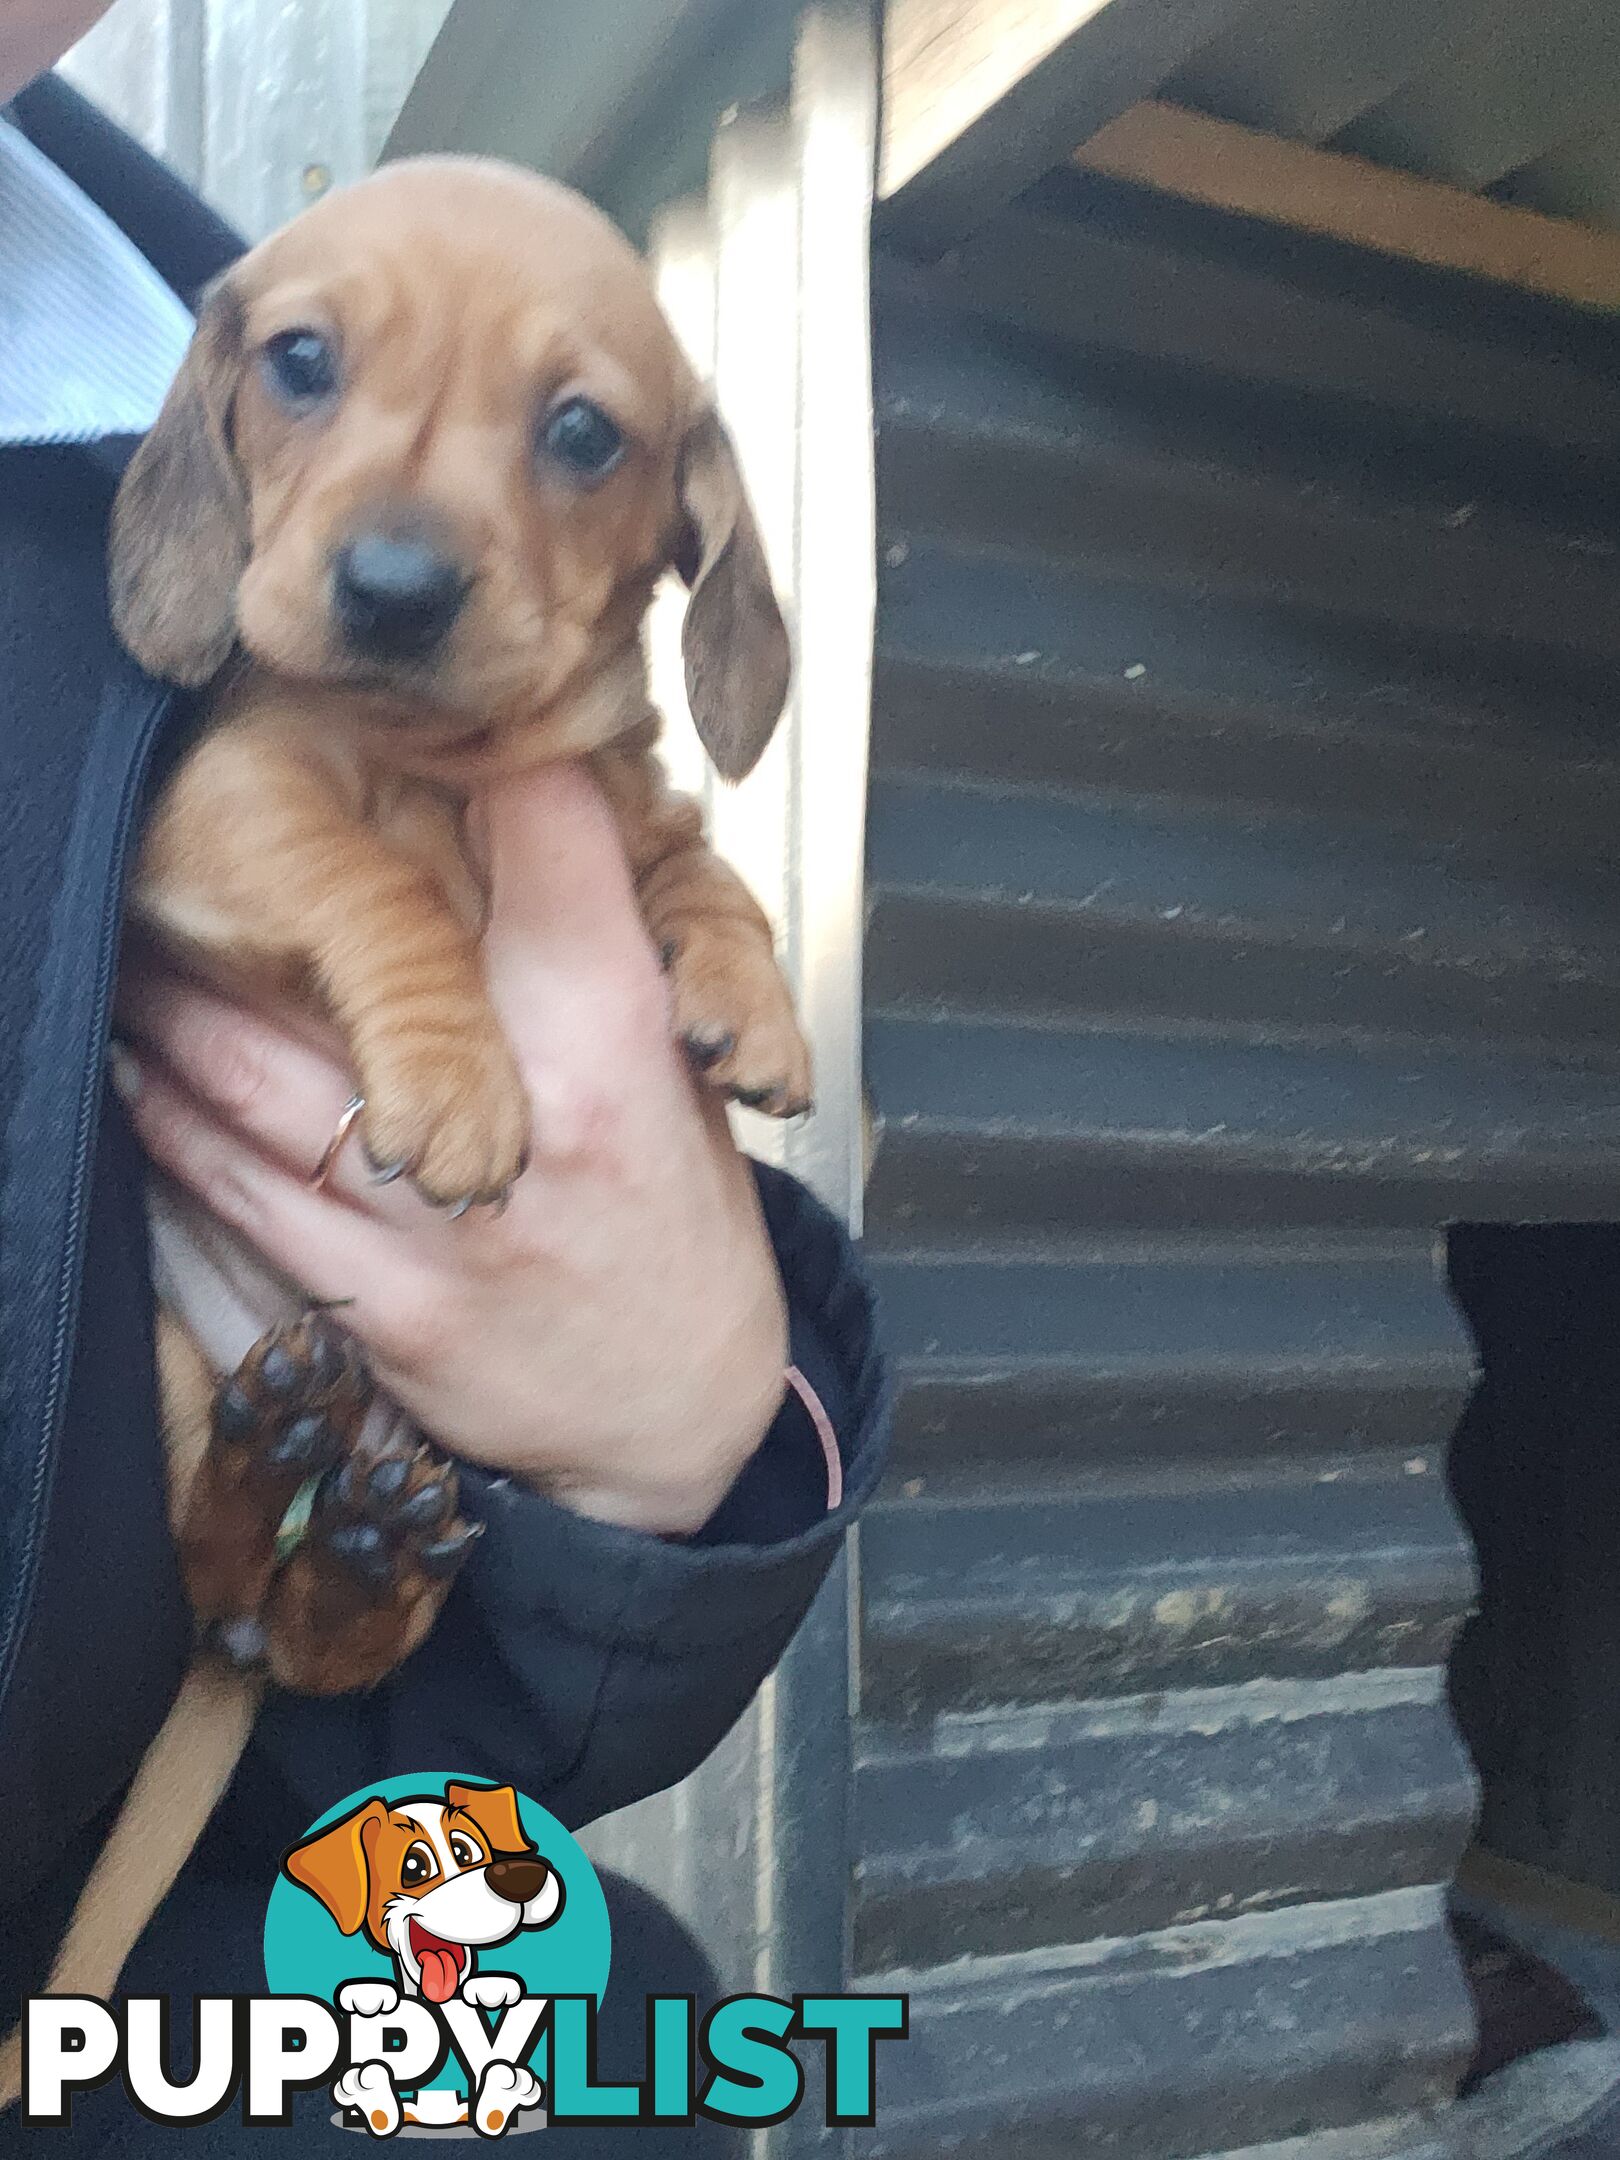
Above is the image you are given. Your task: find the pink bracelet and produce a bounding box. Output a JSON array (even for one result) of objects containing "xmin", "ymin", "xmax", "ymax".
[{"xmin": 785, "ymin": 1364, "xmax": 842, "ymax": 1512}]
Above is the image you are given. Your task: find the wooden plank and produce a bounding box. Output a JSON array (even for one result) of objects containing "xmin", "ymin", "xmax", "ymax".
[
  {"xmin": 1074, "ymin": 100, "xmax": 1620, "ymax": 313},
  {"xmin": 879, "ymin": 0, "xmax": 1246, "ymax": 255}
]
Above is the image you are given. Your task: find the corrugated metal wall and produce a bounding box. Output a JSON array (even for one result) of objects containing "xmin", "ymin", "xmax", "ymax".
[
  {"xmin": 59, "ymin": 0, "xmax": 453, "ymax": 239},
  {"xmin": 857, "ymin": 169, "xmax": 1620, "ymax": 2157}
]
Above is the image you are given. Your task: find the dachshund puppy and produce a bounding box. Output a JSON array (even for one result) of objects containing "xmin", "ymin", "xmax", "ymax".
[{"xmin": 0, "ymin": 155, "xmax": 805, "ymax": 2103}]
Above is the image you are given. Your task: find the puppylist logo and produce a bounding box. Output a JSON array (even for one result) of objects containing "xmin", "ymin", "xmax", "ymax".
[{"xmin": 19, "ymin": 1774, "xmax": 907, "ymax": 2136}]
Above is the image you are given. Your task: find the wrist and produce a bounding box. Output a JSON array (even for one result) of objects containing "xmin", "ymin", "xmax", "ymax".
[{"xmin": 524, "ymin": 1358, "xmax": 790, "ymax": 1537}]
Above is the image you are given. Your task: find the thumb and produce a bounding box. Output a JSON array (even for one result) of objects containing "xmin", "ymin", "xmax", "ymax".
[
  {"xmin": 475, "ymin": 764, "xmax": 672, "ymax": 1075},
  {"xmin": 478, "ymin": 762, "xmax": 653, "ymax": 973}
]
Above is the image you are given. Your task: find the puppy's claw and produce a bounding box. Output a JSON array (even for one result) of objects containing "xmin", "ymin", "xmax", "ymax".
[
  {"xmin": 728, "ymin": 1082, "xmax": 779, "ymax": 1111},
  {"xmin": 684, "ymin": 1025, "xmax": 736, "ymax": 1071},
  {"xmin": 420, "ymin": 1520, "xmax": 485, "ymax": 1577},
  {"xmin": 394, "ymin": 1478, "xmax": 455, "ymax": 1532},
  {"xmin": 424, "ymin": 1172, "xmax": 521, "ymax": 1219},
  {"xmin": 730, "ymin": 1080, "xmax": 816, "ymax": 1120}
]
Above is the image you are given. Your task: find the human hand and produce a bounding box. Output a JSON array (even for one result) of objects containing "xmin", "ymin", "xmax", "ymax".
[
  {"xmin": 0, "ymin": 2, "xmax": 116, "ymax": 104},
  {"xmin": 115, "ymin": 764, "xmax": 790, "ymax": 1535}
]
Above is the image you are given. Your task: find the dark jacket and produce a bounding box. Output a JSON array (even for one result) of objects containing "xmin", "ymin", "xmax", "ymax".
[{"xmin": 0, "ymin": 77, "xmax": 887, "ymax": 2019}]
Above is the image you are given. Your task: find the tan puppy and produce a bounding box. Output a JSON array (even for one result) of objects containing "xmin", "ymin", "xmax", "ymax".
[{"xmin": 0, "ymin": 156, "xmax": 806, "ymax": 2107}]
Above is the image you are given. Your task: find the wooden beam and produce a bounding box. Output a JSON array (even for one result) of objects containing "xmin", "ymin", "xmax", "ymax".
[
  {"xmin": 1332, "ymin": 0, "xmax": 1620, "ymax": 193},
  {"xmin": 386, "ymin": 0, "xmax": 770, "ymax": 190},
  {"xmin": 1073, "ymin": 100, "xmax": 1620, "ymax": 313},
  {"xmin": 879, "ymin": 0, "xmax": 1246, "ymax": 255},
  {"xmin": 1164, "ymin": 0, "xmax": 1493, "ymax": 151}
]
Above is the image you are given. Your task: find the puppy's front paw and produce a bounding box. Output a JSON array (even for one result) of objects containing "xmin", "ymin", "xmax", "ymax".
[
  {"xmin": 668, "ymin": 927, "xmax": 812, "ymax": 1119},
  {"xmin": 461, "ymin": 1973, "xmax": 523, "ymax": 2012},
  {"xmin": 359, "ymin": 1019, "xmax": 530, "ymax": 1212},
  {"xmin": 338, "ymin": 1980, "xmax": 401, "ymax": 2019}
]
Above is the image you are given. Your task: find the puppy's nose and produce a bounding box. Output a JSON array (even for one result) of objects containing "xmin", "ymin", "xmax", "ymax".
[
  {"xmin": 485, "ymin": 1858, "xmax": 549, "ymax": 1907},
  {"xmin": 333, "ymin": 530, "xmax": 470, "ymax": 661}
]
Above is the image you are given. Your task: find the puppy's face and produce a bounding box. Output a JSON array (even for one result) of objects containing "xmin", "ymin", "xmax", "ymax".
[
  {"xmin": 112, "ymin": 158, "xmax": 789, "ymax": 781},
  {"xmin": 283, "ymin": 1781, "xmax": 565, "ymax": 2004}
]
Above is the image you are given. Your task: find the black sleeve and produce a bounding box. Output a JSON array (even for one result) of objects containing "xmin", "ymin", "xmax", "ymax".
[{"xmin": 223, "ymin": 1164, "xmax": 888, "ymax": 1854}]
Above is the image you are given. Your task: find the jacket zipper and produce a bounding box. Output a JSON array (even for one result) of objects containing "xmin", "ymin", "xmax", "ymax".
[{"xmin": 0, "ymin": 684, "xmax": 172, "ymax": 1710}]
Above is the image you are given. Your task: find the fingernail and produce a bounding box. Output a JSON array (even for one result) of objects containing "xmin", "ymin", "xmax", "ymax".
[{"xmin": 107, "ymin": 1041, "xmax": 143, "ymax": 1103}]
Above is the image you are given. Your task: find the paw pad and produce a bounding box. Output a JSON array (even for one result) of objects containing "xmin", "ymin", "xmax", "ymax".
[
  {"xmin": 212, "ymin": 1313, "xmax": 370, "ymax": 1471},
  {"xmin": 311, "ymin": 1431, "xmax": 479, "ymax": 1600}
]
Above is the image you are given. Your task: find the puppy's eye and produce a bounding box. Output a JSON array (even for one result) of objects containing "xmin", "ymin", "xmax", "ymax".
[
  {"xmin": 400, "ymin": 1842, "xmax": 436, "ymax": 1888},
  {"xmin": 261, "ymin": 328, "xmax": 339, "ymax": 408},
  {"xmin": 541, "ymin": 397, "xmax": 624, "ymax": 485},
  {"xmin": 448, "ymin": 1833, "xmax": 483, "ymax": 1869}
]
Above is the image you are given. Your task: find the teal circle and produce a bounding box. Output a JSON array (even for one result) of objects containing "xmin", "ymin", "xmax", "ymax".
[{"xmin": 263, "ymin": 1773, "xmax": 610, "ymax": 2098}]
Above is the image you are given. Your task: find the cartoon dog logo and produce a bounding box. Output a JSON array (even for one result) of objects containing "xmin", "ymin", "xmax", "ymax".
[{"xmin": 283, "ymin": 1780, "xmax": 565, "ymax": 2132}]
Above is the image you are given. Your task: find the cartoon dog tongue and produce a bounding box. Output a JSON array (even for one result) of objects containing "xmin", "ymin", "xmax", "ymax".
[{"xmin": 411, "ymin": 1927, "xmax": 463, "ymax": 2004}]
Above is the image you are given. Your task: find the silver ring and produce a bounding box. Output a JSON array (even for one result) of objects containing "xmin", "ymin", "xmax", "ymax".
[{"xmin": 309, "ymin": 1094, "xmax": 366, "ymax": 1193}]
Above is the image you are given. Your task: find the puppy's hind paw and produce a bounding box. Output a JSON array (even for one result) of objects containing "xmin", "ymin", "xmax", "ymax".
[
  {"xmin": 334, "ymin": 2061, "xmax": 402, "ymax": 2137},
  {"xmin": 184, "ymin": 1311, "xmax": 373, "ymax": 1645},
  {"xmin": 263, "ymin": 1415, "xmax": 483, "ymax": 1695},
  {"xmin": 475, "ymin": 2061, "xmax": 543, "ymax": 2136}
]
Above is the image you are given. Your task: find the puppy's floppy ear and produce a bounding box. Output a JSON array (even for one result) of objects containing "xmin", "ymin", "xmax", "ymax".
[
  {"xmin": 445, "ymin": 1781, "xmax": 534, "ymax": 1858},
  {"xmin": 109, "ymin": 274, "xmax": 248, "ymax": 687},
  {"xmin": 282, "ymin": 1798, "xmax": 387, "ymax": 1936},
  {"xmin": 674, "ymin": 407, "xmax": 791, "ymax": 783}
]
